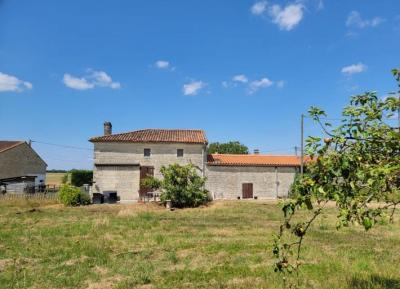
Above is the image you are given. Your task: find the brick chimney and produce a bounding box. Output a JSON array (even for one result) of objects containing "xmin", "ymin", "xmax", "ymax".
[
  {"xmin": 254, "ymin": 149, "xmax": 260, "ymax": 155},
  {"xmin": 104, "ymin": 121, "xmax": 112, "ymax": 136}
]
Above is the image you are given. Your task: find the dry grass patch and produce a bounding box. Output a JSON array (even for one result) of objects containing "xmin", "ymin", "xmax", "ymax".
[{"xmin": 0, "ymin": 200, "xmax": 399, "ymax": 289}]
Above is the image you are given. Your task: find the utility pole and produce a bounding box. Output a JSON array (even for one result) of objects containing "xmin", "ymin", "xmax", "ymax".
[{"xmin": 300, "ymin": 114, "xmax": 304, "ymax": 177}]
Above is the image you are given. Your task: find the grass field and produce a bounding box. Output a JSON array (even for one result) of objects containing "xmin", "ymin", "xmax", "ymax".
[
  {"xmin": 46, "ymin": 172, "xmax": 67, "ymax": 186},
  {"xmin": 0, "ymin": 200, "xmax": 399, "ymax": 289}
]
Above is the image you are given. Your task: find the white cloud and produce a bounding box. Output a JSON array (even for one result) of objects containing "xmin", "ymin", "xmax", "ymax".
[
  {"xmin": 182, "ymin": 81, "xmax": 205, "ymax": 96},
  {"xmin": 249, "ymin": 77, "xmax": 273, "ymax": 93},
  {"xmin": 0, "ymin": 72, "xmax": 32, "ymax": 92},
  {"xmin": 346, "ymin": 11, "xmax": 384, "ymax": 28},
  {"xmin": 90, "ymin": 70, "xmax": 121, "ymax": 89},
  {"xmin": 269, "ymin": 3, "xmax": 304, "ymax": 31},
  {"xmin": 251, "ymin": 1, "xmax": 267, "ymax": 15},
  {"xmin": 63, "ymin": 74, "xmax": 94, "ymax": 90},
  {"xmin": 341, "ymin": 63, "xmax": 367, "ymax": 75},
  {"xmin": 155, "ymin": 60, "xmax": 170, "ymax": 69},
  {"xmin": 232, "ymin": 74, "xmax": 248, "ymax": 83},
  {"xmin": 221, "ymin": 81, "xmax": 229, "ymax": 88},
  {"xmin": 63, "ymin": 70, "xmax": 121, "ymax": 90}
]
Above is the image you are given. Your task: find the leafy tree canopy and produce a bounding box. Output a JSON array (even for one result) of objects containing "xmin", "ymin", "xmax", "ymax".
[
  {"xmin": 142, "ymin": 164, "xmax": 210, "ymax": 208},
  {"xmin": 273, "ymin": 70, "xmax": 400, "ymax": 288},
  {"xmin": 70, "ymin": 170, "xmax": 93, "ymax": 187},
  {"xmin": 207, "ymin": 141, "xmax": 249, "ymax": 154}
]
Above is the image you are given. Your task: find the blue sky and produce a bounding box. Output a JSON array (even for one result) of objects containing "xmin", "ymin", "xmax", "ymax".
[{"xmin": 1, "ymin": 0, "xmax": 399, "ymax": 169}]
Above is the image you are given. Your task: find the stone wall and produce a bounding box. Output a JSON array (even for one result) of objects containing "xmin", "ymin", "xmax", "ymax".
[
  {"xmin": 92, "ymin": 142, "xmax": 206, "ymax": 201},
  {"xmin": 0, "ymin": 143, "xmax": 47, "ymax": 184},
  {"xmin": 205, "ymin": 165, "xmax": 297, "ymax": 199},
  {"xmin": 93, "ymin": 165, "xmax": 140, "ymax": 202},
  {"xmin": 92, "ymin": 142, "xmax": 299, "ymax": 201}
]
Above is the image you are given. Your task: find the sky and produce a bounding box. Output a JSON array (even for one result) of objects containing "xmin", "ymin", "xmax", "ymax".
[{"xmin": 1, "ymin": 0, "xmax": 399, "ymax": 170}]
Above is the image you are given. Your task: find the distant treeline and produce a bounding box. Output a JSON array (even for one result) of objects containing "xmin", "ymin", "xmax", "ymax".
[{"xmin": 46, "ymin": 169, "xmax": 69, "ymax": 173}]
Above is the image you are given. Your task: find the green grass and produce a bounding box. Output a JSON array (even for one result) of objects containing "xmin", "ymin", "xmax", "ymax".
[{"xmin": 0, "ymin": 200, "xmax": 399, "ymax": 289}]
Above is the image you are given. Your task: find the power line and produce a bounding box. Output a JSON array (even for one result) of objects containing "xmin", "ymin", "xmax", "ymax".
[
  {"xmin": 42, "ymin": 156, "xmax": 93, "ymax": 163},
  {"xmin": 31, "ymin": 140, "xmax": 92, "ymax": 151}
]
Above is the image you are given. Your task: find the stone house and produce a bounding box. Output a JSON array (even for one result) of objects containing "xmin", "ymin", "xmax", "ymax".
[
  {"xmin": 0, "ymin": 141, "xmax": 47, "ymax": 192},
  {"xmin": 90, "ymin": 122, "xmax": 301, "ymax": 202},
  {"xmin": 90, "ymin": 122, "xmax": 207, "ymax": 202}
]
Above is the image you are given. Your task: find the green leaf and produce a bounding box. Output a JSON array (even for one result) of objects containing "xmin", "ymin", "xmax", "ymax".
[{"xmin": 363, "ymin": 217, "xmax": 373, "ymax": 231}]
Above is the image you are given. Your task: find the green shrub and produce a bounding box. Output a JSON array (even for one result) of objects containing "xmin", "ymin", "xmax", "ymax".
[
  {"xmin": 61, "ymin": 173, "xmax": 69, "ymax": 184},
  {"xmin": 70, "ymin": 170, "xmax": 93, "ymax": 187},
  {"xmin": 142, "ymin": 164, "xmax": 210, "ymax": 208},
  {"xmin": 58, "ymin": 184, "xmax": 90, "ymax": 206}
]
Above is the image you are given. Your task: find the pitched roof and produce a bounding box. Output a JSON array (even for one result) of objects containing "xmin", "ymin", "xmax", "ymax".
[
  {"xmin": 207, "ymin": 154, "xmax": 305, "ymax": 167},
  {"xmin": 0, "ymin": 141, "xmax": 24, "ymax": 153},
  {"xmin": 89, "ymin": 129, "xmax": 208, "ymax": 144}
]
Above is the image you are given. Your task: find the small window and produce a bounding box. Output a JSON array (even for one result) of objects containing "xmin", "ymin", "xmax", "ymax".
[
  {"xmin": 177, "ymin": 149, "xmax": 184, "ymax": 157},
  {"xmin": 144, "ymin": 148, "xmax": 151, "ymax": 157}
]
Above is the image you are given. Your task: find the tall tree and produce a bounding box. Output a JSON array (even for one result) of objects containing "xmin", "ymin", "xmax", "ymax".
[
  {"xmin": 273, "ymin": 70, "xmax": 400, "ymax": 288},
  {"xmin": 207, "ymin": 141, "xmax": 249, "ymax": 154}
]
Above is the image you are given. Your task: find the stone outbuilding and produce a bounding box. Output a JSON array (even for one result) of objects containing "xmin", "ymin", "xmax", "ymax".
[
  {"xmin": 0, "ymin": 141, "xmax": 47, "ymax": 192},
  {"xmin": 206, "ymin": 154, "xmax": 300, "ymax": 199}
]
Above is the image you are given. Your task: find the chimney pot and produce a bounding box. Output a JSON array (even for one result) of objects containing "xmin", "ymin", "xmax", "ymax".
[{"xmin": 104, "ymin": 121, "xmax": 112, "ymax": 136}]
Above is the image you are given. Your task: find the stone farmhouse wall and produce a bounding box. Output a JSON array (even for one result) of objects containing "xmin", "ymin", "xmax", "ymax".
[
  {"xmin": 205, "ymin": 165, "xmax": 297, "ymax": 199},
  {"xmin": 92, "ymin": 142, "xmax": 206, "ymax": 201},
  {"xmin": 93, "ymin": 165, "xmax": 140, "ymax": 202},
  {"xmin": 92, "ymin": 142, "xmax": 299, "ymax": 202},
  {"xmin": 0, "ymin": 142, "xmax": 47, "ymax": 185}
]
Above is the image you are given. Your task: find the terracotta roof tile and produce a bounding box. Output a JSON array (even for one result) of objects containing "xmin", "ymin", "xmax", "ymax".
[
  {"xmin": 0, "ymin": 141, "xmax": 24, "ymax": 153},
  {"xmin": 89, "ymin": 129, "xmax": 208, "ymax": 144},
  {"xmin": 207, "ymin": 154, "xmax": 307, "ymax": 167}
]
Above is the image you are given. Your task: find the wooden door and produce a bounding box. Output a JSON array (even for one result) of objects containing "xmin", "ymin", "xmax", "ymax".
[
  {"xmin": 242, "ymin": 183, "xmax": 253, "ymax": 199},
  {"xmin": 139, "ymin": 166, "xmax": 154, "ymax": 198}
]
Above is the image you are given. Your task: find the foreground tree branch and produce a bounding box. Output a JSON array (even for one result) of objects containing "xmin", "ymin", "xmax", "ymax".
[{"xmin": 272, "ymin": 70, "xmax": 400, "ymax": 288}]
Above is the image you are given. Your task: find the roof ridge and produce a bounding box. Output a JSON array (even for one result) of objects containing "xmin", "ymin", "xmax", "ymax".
[
  {"xmin": 89, "ymin": 129, "xmax": 207, "ymax": 144},
  {"xmin": 0, "ymin": 141, "xmax": 25, "ymax": 153}
]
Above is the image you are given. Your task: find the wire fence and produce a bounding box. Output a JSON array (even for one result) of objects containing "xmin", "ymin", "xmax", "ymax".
[{"xmin": 0, "ymin": 192, "xmax": 58, "ymax": 201}]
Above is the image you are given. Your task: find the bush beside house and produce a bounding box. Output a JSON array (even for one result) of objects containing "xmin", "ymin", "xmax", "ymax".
[
  {"xmin": 58, "ymin": 184, "xmax": 90, "ymax": 206},
  {"xmin": 142, "ymin": 163, "xmax": 210, "ymax": 208}
]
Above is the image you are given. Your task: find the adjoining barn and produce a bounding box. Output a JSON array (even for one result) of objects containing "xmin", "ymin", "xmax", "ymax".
[
  {"xmin": 0, "ymin": 141, "xmax": 47, "ymax": 193},
  {"xmin": 206, "ymin": 154, "xmax": 301, "ymax": 199},
  {"xmin": 90, "ymin": 122, "xmax": 301, "ymax": 202}
]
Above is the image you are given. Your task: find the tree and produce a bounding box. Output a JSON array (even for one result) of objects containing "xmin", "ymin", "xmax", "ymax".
[
  {"xmin": 272, "ymin": 70, "xmax": 400, "ymax": 288},
  {"xmin": 142, "ymin": 164, "xmax": 210, "ymax": 208},
  {"xmin": 70, "ymin": 170, "xmax": 93, "ymax": 187},
  {"xmin": 207, "ymin": 141, "xmax": 249, "ymax": 154}
]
